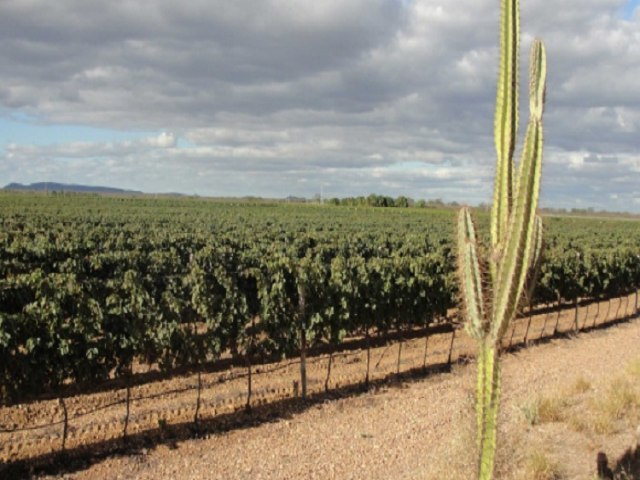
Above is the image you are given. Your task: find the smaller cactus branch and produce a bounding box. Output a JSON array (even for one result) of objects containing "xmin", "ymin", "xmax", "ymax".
[
  {"xmin": 529, "ymin": 215, "xmax": 544, "ymax": 272},
  {"xmin": 457, "ymin": 208, "xmax": 487, "ymax": 339},
  {"xmin": 523, "ymin": 215, "xmax": 544, "ymax": 307},
  {"xmin": 529, "ymin": 39, "xmax": 547, "ymax": 120},
  {"xmin": 491, "ymin": 41, "xmax": 546, "ymax": 341},
  {"xmin": 491, "ymin": 117, "xmax": 543, "ymax": 340}
]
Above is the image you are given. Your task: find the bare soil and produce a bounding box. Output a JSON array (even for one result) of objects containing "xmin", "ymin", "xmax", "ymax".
[{"xmin": 1, "ymin": 293, "xmax": 638, "ymax": 479}]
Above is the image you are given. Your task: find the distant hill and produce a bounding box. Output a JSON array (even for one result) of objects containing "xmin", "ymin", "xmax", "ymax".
[{"xmin": 3, "ymin": 182, "xmax": 143, "ymax": 195}]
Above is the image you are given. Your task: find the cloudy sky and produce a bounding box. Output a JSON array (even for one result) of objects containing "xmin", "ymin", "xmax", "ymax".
[{"xmin": 1, "ymin": 0, "xmax": 639, "ymax": 211}]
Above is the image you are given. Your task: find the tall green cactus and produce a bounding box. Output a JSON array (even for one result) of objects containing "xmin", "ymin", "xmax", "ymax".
[{"xmin": 456, "ymin": 0, "xmax": 547, "ymax": 478}]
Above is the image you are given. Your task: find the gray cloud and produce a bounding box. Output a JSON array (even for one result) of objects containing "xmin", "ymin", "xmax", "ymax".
[{"xmin": 0, "ymin": 0, "xmax": 639, "ymax": 210}]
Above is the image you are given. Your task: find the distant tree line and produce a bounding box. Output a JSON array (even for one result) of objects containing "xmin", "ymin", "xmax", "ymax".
[{"xmin": 325, "ymin": 194, "xmax": 461, "ymax": 209}]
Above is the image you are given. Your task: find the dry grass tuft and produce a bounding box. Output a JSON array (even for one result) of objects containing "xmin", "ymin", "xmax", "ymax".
[
  {"xmin": 566, "ymin": 413, "xmax": 590, "ymax": 434},
  {"xmin": 520, "ymin": 449, "xmax": 564, "ymax": 480},
  {"xmin": 625, "ymin": 357, "xmax": 640, "ymax": 378},
  {"xmin": 538, "ymin": 396, "xmax": 568, "ymax": 423},
  {"xmin": 520, "ymin": 395, "xmax": 568, "ymax": 426},
  {"xmin": 592, "ymin": 377, "xmax": 640, "ymax": 435},
  {"xmin": 571, "ymin": 376, "xmax": 591, "ymax": 395}
]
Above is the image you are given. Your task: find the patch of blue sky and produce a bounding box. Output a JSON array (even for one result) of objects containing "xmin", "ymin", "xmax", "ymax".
[
  {"xmin": 176, "ymin": 137, "xmax": 195, "ymax": 148},
  {"xmin": 0, "ymin": 112, "xmax": 170, "ymax": 153},
  {"xmin": 620, "ymin": 0, "xmax": 639, "ymax": 19}
]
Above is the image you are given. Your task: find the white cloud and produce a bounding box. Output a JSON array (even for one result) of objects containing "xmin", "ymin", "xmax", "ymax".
[
  {"xmin": 145, "ymin": 132, "xmax": 176, "ymax": 148},
  {"xmin": 568, "ymin": 152, "xmax": 587, "ymax": 170},
  {"xmin": 5, "ymin": 132, "xmax": 178, "ymax": 159}
]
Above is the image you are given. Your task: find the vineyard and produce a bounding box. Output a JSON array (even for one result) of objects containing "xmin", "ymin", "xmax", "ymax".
[{"xmin": 1, "ymin": 193, "xmax": 640, "ymax": 470}]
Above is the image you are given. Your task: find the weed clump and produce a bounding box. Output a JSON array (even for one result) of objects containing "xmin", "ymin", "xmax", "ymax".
[
  {"xmin": 520, "ymin": 395, "xmax": 567, "ymax": 426},
  {"xmin": 522, "ymin": 449, "xmax": 564, "ymax": 480}
]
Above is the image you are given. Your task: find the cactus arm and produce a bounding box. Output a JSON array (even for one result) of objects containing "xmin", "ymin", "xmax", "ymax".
[
  {"xmin": 523, "ymin": 215, "xmax": 544, "ymax": 305},
  {"xmin": 457, "ymin": 208, "xmax": 486, "ymax": 339},
  {"xmin": 491, "ymin": 41, "xmax": 546, "ymax": 340},
  {"xmin": 530, "ymin": 215, "xmax": 544, "ymax": 272},
  {"xmin": 491, "ymin": 119, "xmax": 543, "ymax": 339},
  {"xmin": 491, "ymin": 0, "xmax": 520, "ymax": 258},
  {"xmin": 529, "ymin": 39, "xmax": 547, "ymax": 120}
]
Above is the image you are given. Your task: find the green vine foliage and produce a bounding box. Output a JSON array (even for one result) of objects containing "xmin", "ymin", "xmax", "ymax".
[{"xmin": 0, "ymin": 195, "xmax": 640, "ymax": 404}]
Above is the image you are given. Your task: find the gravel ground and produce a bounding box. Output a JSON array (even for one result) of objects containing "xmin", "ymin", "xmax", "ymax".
[{"xmin": 37, "ymin": 311, "xmax": 640, "ymax": 480}]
